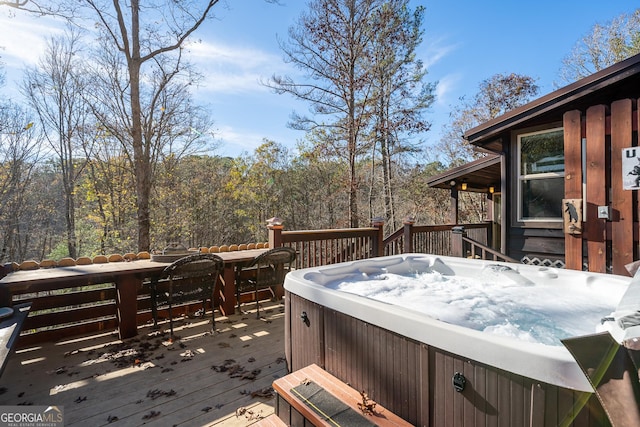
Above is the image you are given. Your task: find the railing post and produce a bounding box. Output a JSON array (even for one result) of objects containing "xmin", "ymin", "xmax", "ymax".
[
  {"xmin": 371, "ymin": 217, "xmax": 385, "ymax": 257},
  {"xmin": 450, "ymin": 187, "xmax": 459, "ymax": 225},
  {"xmin": 267, "ymin": 217, "xmax": 284, "ymax": 248},
  {"xmin": 0, "ymin": 264, "xmax": 14, "ymax": 306},
  {"xmin": 451, "ymin": 225, "xmax": 466, "ymax": 258},
  {"xmin": 403, "ymin": 217, "xmax": 415, "ymax": 253}
]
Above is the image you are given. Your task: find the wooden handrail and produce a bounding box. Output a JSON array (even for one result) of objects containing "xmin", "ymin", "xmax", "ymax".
[
  {"xmin": 462, "ymin": 235, "xmax": 518, "ymax": 263},
  {"xmin": 383, "ymin": 223, "xmax": 492, "ymax": 258},
  {"xmin": 273, "ymin": 227, "xmax": 385, "ymax": 269}
]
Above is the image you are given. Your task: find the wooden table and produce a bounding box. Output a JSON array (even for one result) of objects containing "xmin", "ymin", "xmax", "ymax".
[{"xmin": 0, "ymin": 249, "xmax": 267, "ymax": 340}]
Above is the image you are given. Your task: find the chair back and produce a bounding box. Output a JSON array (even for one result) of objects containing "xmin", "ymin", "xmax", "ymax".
[
  {"xmin": 158, "ymin": 253, "xmax": 224, "ymax": 308},
  {"xmin": 248, "ymin": 247, "xmax": 296, "ymax": 289}
]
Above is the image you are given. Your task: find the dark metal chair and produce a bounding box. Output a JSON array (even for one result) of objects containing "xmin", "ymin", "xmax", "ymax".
[
  {"xmin": 150, "ymin": 253, "xmax": 224, "ymax": 339},
  {"xmin": 235, "ymin": 247, "xmax": 296, "ymax": 318}
]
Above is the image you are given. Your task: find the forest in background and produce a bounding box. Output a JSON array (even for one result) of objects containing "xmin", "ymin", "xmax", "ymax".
[{"xmin": 0, "ymin": 1, "xmax": 638, "ymax": 263}]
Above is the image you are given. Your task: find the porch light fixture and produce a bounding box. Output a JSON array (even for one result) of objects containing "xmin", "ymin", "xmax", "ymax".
[
  {"xmin": 489, "ymin": 186, "xmax": 495, "ymax": 194},
  {"xmin": 461, "ymin": 182, "xmax": 468, "ymax": 191},
  {"xmin": 449, "ymin": 180, "xmax": 456, "ymax": 187}
]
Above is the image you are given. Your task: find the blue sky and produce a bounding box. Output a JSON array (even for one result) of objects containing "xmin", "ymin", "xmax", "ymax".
[{"xmin": 1, "ymin": 1, "xmax": 638, "ymax": 159}]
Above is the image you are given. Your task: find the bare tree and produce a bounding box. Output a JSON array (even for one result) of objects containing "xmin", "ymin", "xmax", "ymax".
[
  {"xmin": 83, "ymin": 29, "xmax": 216, "ymax": 251},
  {"xmin": 0, "ymin": 0, "xmax": 76, "ymax": 17},
  {"xmin": 266, "ymin": 0, "xmax": 384, "ymax": 228},
  {"xmin": 65, "ymin": 0, "xmax": 221, "ymax": 252},
  {"xmin": 438, "ymin": 73, "xmax": 539, "ymax": 166},
  {"xmin": 368, "ymin": 0, "xmax": 435, "ymax": 231},
  {"xmin": 22, "ymin": 28, "xmax": 90, "ymax": 258},
  {"xmin": 558, "ymin": 9, "xmax": 640, "ymax": 85},
  {"xmin": 0, "ymin": 100, "xmax": 41, "ymax": 262}
]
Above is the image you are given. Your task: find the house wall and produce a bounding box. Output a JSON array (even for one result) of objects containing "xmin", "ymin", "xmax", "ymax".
[{"xmin": 507, "ymin": 98, "xmax": 638, "ymax": 275}]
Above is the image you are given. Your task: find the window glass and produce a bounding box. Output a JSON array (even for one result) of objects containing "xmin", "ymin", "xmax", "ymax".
[
  {"xmin": 520, "ymin": 177, "xmax": 564, "ymax": 219},
  {"xmin": 517, "ymin": 128, "xmax": 564, "ymax": 222},
  {"xmin": 520, "ymin": 129, "xmax": 564, "ymax": 175}
]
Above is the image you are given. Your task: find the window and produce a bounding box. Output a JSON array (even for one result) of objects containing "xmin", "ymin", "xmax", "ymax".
[{"xmin": 517, "ymin": 128, "xmax": 564, "ymax": 222}]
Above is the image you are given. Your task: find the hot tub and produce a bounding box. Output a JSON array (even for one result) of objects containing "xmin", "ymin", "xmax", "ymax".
[{"xmin": 283, "ymin": 254, "xmax": 631, "ymax": 426}]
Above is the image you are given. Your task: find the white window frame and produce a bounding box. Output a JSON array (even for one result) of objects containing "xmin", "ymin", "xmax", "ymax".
[{"xmin": 516, "ymin": 127, "xmax": 564, "ymax": 223}]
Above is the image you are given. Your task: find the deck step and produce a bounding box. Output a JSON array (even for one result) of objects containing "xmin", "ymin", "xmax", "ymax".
[
  {"xmin": 252, "ymin": 414, "xmax": 288, "ymax": 426},
  {"xmin": 273, "ymin": 363, "xmax": 411, "ymax": 427}
]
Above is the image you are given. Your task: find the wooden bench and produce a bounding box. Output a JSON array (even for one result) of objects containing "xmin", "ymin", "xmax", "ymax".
[
  {"xmin": 273, "ymin": 364, "xmax": 412, "ymax": 427},
  {"xmin": 0, "ymin": 302, "xmax": 31, "ymax": 378}
]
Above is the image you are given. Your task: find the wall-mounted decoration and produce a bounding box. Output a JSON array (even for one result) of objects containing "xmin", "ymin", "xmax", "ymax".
[
  {"xmin": 622, "ymin": 147, "xmax": 640, "ymax": 190},
  {"xmin": 563, "ymin": 198, "xmax": 582, "ymax": 234}
]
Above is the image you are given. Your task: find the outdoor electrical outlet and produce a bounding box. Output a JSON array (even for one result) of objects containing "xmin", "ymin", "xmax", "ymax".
[{"xmin": 597, "ymin": 206, "xmax": 611, "ymax": 220}]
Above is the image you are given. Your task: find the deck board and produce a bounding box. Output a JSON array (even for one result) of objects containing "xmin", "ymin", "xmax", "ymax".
[{"xmin": 0, "ymin": 300, "xmax": 287, "ymax": 426}]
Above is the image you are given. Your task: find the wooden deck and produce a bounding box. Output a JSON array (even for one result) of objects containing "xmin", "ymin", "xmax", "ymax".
[{"xmin": 0, "ymin": 300, "xmax": 287, "ymax": 426}]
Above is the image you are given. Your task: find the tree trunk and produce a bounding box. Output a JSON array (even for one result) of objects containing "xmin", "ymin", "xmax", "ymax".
[{"xmin": 128, "ymin": 0, "xmax": 151, "ymax": 252}]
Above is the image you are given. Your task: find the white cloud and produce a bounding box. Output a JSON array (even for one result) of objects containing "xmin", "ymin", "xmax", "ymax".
[
  {"xmin": 187, "ymin": 39, "xmax": 277, "ymax": 69},
  {"xmin": 214, "ymin": 124, "xmax": 267, "ymax": 155},
  {"xmin": 186, "ymin": 39, "xmax": 286, "ymax": 95},
  {"xmin": 435, "ymin": 73, "xmax": 462, "ymax": 107},
  {"xmin": 422, "ymin": 36, "xmax": 459, "ymax": 69},
  {"xmin": 0, "ymin": 12, "xmax": 63, "ymax": 69}
]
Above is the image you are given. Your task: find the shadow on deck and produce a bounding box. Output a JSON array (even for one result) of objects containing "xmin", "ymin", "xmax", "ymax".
[{"xmin": 0, "ymin": 300, "xmax": 287, "ymax": 426}]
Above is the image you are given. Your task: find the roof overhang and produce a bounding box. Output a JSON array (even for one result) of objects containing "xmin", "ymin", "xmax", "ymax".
[
  {"xmin": 426, "ymin": 154, "xmax": 501, "ymax": 193},
  {"xmin": 465, "ymin": 54, "xmax": 640, "ymax": 148}
]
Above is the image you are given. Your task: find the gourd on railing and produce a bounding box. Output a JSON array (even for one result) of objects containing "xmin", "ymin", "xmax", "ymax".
[{"xmin": 9, "ymin": 242, "xmax": 269, "ymax": 271}]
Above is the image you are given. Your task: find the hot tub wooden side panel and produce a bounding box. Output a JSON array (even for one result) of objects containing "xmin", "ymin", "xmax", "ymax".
[
  {"xmin": 323, "ymin": 308, "xmax": 426, "ymax": 424},
  {"xmin": 285, "ymin": 292, "xmax": 609, "ymax": 427},
  {"xmin": 429, "ymin": 349, "xmax": 607, "ymax": 427},
  {"xmin": 287, "ymin": 291, "xmax": 324, "ymax": 371}
]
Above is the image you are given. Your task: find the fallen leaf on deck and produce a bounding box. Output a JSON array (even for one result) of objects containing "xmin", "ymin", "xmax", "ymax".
[
  {"xmin": 242, "ymin": 369, "xmax": 261, "ymax": 381},
  {"xmin": 142, "ymin": 410, "xmax": 161, "ymax": 420},
  {"xmin": 251, "ymin": 387, "xmax": 274, "ymax": 398},
  {"xmin": 147, "ymin": 388, "xmax": 176, "ymax": 400}
]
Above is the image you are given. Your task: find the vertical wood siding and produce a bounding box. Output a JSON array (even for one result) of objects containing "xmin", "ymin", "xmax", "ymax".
[
  {"xmin": 563, "ymin": 110, "xmax": 583, "ymax": 270},
  {"xmin": 611, "ymin": 99, "xmax": 634, "ymax": 274},
  {"xmin": 585, "ymin": 105, "xmax": 608, "ymax": 273},
  {"xmin": 533, "ymin": 98, "xmax": 639, "ymax": 272}
]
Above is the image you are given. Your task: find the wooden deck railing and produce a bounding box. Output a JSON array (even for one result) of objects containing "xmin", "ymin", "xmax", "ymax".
[
  {"xmin": 272, "ymin": 226, "xmax": 385, "ymax": 269},
  {"xmin": 451, "ymin": 226, "xmax": 518, "ymax": 263},
  {"xmin": 1, "ymin": 221, "xmax": 497, "ymax": 347},
  {"xmin": 269, "ymin": 220, "xmax": 492, "ymax": 268},
  {"xmin": 462, "ymin": 236, "xmax": 518, "ymax": 262},
  {"xmin": 382, "ymin": 221, "xmax": 491, "ymax": 257}
]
